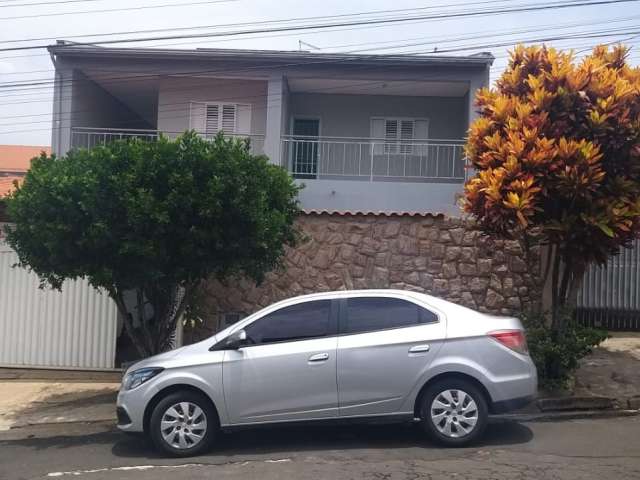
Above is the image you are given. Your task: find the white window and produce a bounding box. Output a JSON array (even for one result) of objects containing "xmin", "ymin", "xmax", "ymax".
[
  {"xmin": 190, "ymin": 102, "xmax": 252, "ymax": 137},
  {"xmin": 371, "ymin": 117, "xmax": 429, "ymax": 155}
]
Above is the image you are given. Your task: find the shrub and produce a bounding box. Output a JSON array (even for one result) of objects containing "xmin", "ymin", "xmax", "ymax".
[{"xmin": 522, "ymin": 310, "xmax": 608, "ymax": 390}]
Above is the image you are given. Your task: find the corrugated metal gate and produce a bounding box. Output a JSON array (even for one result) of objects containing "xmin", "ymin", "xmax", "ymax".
[
  {"xmin": 0, "ymin": 243, "xmax": 119, "ymax": 369},
  {"xmin": 577, "ymin": 239, "xmax": 640, "ymax": 331}
]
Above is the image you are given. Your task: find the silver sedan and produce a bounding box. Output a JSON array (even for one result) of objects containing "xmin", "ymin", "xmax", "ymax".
[{"xmin": 117, "ymin": 289, "xmax": 537, "ymax": 456}]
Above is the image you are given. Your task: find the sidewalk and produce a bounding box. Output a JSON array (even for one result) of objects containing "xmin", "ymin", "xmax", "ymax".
[
  {"xmin": 573, "ymin": 332, "xmax": 640, "ymax": 409},
  {"xmin": 0, "ymin": 381, "xmax": 118, "ymax": 431}
]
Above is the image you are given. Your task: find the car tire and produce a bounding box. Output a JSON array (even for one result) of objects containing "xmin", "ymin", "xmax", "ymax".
[
  {"xmin": 420, "ymin": 378, "xmax": 488, "ymax": 447},
  {"xmin": 149, "ymin": 390, "xmax": 218, "ymax": 457}
]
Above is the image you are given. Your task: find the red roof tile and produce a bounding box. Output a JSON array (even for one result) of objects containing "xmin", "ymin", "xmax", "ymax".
[
  {"xmin": 0, "ymin": 175, "xmax": 23, "ymax": 197},
  {"xmin": 302, "ymin": 209, "xmax": 445, "ymax": 217},
  {"xmin": 0, "ymin": 145, "xmax": 50, "ymax": 173}
]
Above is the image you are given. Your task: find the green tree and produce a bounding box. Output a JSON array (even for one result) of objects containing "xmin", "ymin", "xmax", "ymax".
[
  {"xmin": 4, "ymin": 132, "xmax": 300, "ymax": 356},
  {"xmin": 464, "ymin": 45, "xmax": 640, "ymax": 326}
]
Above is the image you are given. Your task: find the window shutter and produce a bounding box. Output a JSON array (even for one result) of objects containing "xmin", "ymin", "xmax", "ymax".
[
  {"xmin": 235, "ymin": 104, "xmax": 252, "ymax": 135},
  {"xmin": 189, "ymin": 102, "xmax": 206, "ymax": 133},
  {"xmin": 221, "ymin": 104, "xmax": 236, "ymax": 133},
  {"xmin": 370, "ymin": 118, "xmax": 385, "ymax": 155},
  {"xmin": 400, "ymin": 120, "xmax": 414, "ymax": 154},
  {"xmin": 384, "ymin": 119, "xmax": 399, "ymax": 154},
  {"xmin": 205, "ymin": 104, "xmax": 219, "ymax": 137},
  {"xmin": 414, "ymin": 119, "xmax": 429, "ymax": 157}
]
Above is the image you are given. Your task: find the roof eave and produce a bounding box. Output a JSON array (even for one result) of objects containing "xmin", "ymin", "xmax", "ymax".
[{"xmin": 47, "ymin": 45, "xmax": 495, "ymax": 67}]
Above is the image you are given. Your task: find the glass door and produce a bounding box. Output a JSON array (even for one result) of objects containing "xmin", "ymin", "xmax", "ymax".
[{"xmin": 292, "ymin": 118, "xmax": 320, "ymax": 178}]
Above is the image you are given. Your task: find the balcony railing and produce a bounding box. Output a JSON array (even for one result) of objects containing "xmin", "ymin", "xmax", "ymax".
[
  {"xmin": 280, "ymin": 136, "xmax": 467, "ymax": 182},
  {"xmin": 70, "ymin": 127, "xmax": 265, "ymax": 154}
]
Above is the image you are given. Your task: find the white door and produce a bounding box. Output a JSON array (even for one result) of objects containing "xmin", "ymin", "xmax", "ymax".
[
  {"xmin": 337, "ymin": 295, "xmax": 446, "ymax": 417},
  {"xmin": 223, "ymin": 299, "xmax": 339, "ymax": 424}
]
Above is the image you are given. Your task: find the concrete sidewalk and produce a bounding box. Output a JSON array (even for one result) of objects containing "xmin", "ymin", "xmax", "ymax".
[
  {"xmin": 0, "ymin": 381, "xmax": 118, "ymax": 431},
  {"xmin": 573, "ymin": 332, "xmax": 640, "ymax": 408}
]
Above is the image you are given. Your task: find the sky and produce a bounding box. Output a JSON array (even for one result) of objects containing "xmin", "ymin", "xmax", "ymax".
[{"xmin": 0, "ymin": 0, "xmax": 638, "ymax": 146}]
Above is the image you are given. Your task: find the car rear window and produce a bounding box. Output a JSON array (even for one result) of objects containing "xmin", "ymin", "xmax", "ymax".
[{"xmin": 344, "ymin": 297, "xmax": 437, "ymax": 334}]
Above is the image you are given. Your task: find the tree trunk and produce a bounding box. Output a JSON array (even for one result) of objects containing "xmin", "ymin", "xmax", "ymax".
[{"xmin": 110, "ymin": 282, "xmax": 196, "ymax": 359}]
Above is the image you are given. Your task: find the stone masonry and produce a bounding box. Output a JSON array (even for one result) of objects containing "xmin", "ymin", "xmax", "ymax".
[{"xmin": 190, "ymin": 212, "xmax": 539, "ymax": 340}]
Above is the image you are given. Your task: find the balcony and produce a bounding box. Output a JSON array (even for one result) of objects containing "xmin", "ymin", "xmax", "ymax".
[
  {"xmin": 70, "ymin": 127, "xmax": 265, "ymax": 155},
  {"xmin": 280, "ymin": 136, "xmax": 467, "ymax": 183}
]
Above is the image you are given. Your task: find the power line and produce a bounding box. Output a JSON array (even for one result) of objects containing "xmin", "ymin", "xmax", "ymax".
[
  {"xmin": 0, "ymin": 0, "xmax": 636, "ymax": 51},
  {"xmin": 0, "ymin": 33, "xmax": 637, "ymax": 129},
  {"xmin": 0, "ymin": 0, "xmax": 235, "ymax": 21},
  {"xmin": 0, "ymin": 20, "xmax": 637, "ymax": 104},
  {"xmin": 0, "ymin": 0, "xmax": 521, "ymax": 46},
  {"xmin": 0, "ymin": 0, "xmax": 113, "ymax": 8}
]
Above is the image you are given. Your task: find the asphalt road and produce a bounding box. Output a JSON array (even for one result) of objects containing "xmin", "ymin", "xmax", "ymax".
[{"xmin": 1, "ymin": 416, "xmax": 639, "ymax": 480}]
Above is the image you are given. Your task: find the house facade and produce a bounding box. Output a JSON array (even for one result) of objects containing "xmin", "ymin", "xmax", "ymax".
[
  {"xmin": 50, "ymin": 43, "xmax": 493, "ymax": 215},
  {"xmin": 46, "ymin": 43, "xmax": 544, "ymax": 351}
]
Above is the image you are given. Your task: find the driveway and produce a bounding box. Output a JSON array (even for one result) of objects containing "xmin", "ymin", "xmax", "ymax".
[{"xmin": 0, "ymin": 416, "xmax": 638, "ymax": 480}]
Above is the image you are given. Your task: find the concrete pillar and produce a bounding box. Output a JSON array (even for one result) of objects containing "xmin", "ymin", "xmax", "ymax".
[
  {"xmin": 263, "ymin": 74, "xmax": 285, "ymax": 165},
  {"xmin": 51, "ymin": 65, "xmax": 74, "ymax": 157}
]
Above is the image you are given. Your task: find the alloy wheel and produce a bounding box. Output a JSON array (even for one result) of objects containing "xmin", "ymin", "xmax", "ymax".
[
  {"xmin": 430, "ymin": 389, "xmax": 478, "ymax": 438},
  {"xmin": 160, "ymin": 401, "xmax": 208, "ymax": 450}
]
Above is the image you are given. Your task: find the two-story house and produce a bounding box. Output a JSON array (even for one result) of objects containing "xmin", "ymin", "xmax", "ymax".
[
  {"xmin": 50, "ymin": 42, "xmax": 493, "ymax": 215},
  {"xmin": 47, "ymin": 42, "xmax": 542, "ymax": 344}
]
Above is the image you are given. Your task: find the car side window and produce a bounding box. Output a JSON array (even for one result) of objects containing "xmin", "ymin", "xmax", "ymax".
[
  {"xmin": 244, "ymin": 300, "xmax": 332, "ymax": 345},
  {"xmin": 344, "ymin": 297, "xmax": 437, "ymax": 334}
]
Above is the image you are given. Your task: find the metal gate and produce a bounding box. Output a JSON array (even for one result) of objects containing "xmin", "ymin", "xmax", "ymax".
[
  {"xmin": 0, "ymin": 243, "xmax": 119, "ymax": 369},
  {"xmin": 577, "ymin": 239, "xmax": 640, "ymax": 331}
]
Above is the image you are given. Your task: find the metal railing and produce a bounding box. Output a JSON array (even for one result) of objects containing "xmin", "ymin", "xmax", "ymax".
[
  {"xmin": 280, "ymin": 136, "xmax": 467, "ymax": 182},
  {"xmin": 70, "ymin": 127, "xmax": 265, "ymax": 154},
  {"xmin": 577, "ymin": 238, "xmax": 640, "ymax": 331}
]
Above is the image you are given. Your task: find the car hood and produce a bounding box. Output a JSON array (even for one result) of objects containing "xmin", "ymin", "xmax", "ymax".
[{"xmin": 124, "ymin": 336, "xmax": 220, "ymax": 373}]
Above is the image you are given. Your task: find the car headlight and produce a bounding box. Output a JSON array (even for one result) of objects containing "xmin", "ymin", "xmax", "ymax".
[{"xmin": 122, "ymin": 367, "xmax": 164, "ymax": 391}]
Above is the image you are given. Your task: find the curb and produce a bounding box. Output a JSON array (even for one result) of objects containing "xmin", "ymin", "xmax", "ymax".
[
  {"xmin": 493, "ymin": 408, "xmax": 640, "ymax": 423},
  {"xmin": 7, "ymin": 417, "xmax": 115, "ymax": 431}
]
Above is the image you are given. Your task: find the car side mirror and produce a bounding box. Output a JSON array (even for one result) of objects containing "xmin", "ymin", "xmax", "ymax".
[{"xmin": 223, "ymin": 329, "xmax": 248, "ymax": 350}]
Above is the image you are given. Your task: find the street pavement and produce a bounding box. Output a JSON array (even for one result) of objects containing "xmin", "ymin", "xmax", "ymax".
[{"xmin": 0, "ymin": 416, "xmax": 639, "ymax": 480}]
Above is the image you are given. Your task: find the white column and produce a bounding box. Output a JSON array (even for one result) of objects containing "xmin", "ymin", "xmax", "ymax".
[
  {"xmin": 51, "ymin": 65, "xmax": 74, "ymax": 157},
  {"xmin": 263, "ymin": 74, "xmax": 285, "ymax": 165}
]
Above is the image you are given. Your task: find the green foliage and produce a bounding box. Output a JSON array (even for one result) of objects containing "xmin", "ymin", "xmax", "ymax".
[
  {"xmin": 464, "ymin": 44, "xmax": 640, "ymax": 322},
  {"xmin": 4, "ymin": 132, "xmax": 301, "ymax": 355},
  {"xmin": 522, "ymin": 310, "xmax": 608, "ymax": 389}
]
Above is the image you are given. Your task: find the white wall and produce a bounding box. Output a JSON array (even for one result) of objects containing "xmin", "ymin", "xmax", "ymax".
[
  {"xmin": 157, "ymin": 77, "xmax": 268, "ymax": 137},
  {"xmin": 288, "ymin": 92, "xmax": 467, "ymax": 140},
  {"xmin": 297, "ymin": 179, "xmax": 463, "ymax": 216}
]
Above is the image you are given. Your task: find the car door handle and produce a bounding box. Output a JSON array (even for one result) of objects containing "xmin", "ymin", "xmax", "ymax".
[
  {"xmin": 308, "ymin": 353, "xmax": 329, "ymax": 362},
  {"xmin": 409, "ymin": 344, "xmax": 430, "ymax": 354}
]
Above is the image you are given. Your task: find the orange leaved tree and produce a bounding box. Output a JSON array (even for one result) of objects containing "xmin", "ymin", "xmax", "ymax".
[{"xmin": 464, "ymin": 45, "xmax": 640, "ymax": 326}]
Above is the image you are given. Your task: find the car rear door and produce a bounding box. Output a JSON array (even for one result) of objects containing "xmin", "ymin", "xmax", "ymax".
[
  {"xmin": 336, "ymin": 294, "xmax": 446, "ymax": 417},
  {"xmin": 222, "ymin": 299, "xmax": 339, "ymax": 424}
]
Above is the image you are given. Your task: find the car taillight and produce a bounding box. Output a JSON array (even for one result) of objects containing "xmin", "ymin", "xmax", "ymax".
[{"xmin": 488, "ymin": 330, "xmax": 528, "ymax": 355}]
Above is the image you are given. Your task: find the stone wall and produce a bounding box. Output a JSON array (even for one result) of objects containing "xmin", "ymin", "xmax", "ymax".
[{"xmin": 188, "ymin": 213, "xmax": 539, "ymax": 342}]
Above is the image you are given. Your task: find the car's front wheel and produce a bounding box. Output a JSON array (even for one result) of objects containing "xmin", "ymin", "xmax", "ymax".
[
  {"xmin": 420, "ymin": 378, "xmax": 488, "ymax": 447},
  {"xmin": 149, "ymin": 390, "xmax": 218, "ymax": 457}
]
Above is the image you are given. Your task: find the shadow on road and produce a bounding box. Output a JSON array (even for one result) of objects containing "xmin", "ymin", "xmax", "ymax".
[
  {"xmin": 111, "ymin": 419, "xmax": 533, "ymax": 459},
  {"xmin": 0, "ymin": 419, "xmax": 532, "ymax": 458}
]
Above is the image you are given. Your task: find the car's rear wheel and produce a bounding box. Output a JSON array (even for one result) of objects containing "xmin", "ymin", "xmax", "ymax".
[
  {"xmin": 420, "ymin": 378, "xmax": 488, "ymax": 447},
  {"xmin": 149, "ymin": 390, "xmax": 218, "ymax": 457}
]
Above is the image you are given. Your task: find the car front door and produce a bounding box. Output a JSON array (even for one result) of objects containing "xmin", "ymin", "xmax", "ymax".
[
  {"xmin": 337, "ymin": 295, "xmax": 446, "ymax": 417},
  {"xmin": 222, "ymin": 299, "xmax": 339, "ymax": 424}
]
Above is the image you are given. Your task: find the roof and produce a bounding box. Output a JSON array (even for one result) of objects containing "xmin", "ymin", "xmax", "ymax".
[
  {"xmin": 0, "ymin": 145, "xmax": 50, "ymax": 173},
  {"xmin": 48, "ymin": 43, "xmax": 494, "ymax": 67},
  {"xmin": 0, "ymin": 175, "xmax": 23, "ymax": 197}
]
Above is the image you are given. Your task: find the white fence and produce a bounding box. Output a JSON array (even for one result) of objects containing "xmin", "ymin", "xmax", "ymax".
[
  {"xmin": 281, "ymin": 136, "xmax": 467, "ymax": 182},
  {"xmin": 0, "ymin": 242, "xmax": 119, "ymax": 369},
  {"xmin": 70, "ymin": 127, "xmax": 265, "ymax": 155}
]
